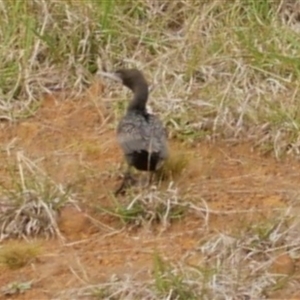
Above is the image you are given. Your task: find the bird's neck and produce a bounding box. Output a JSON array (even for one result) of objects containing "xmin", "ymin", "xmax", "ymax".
[{"xmin": 127, "ymin": 84, "xmax": 149, "ymax": 113}]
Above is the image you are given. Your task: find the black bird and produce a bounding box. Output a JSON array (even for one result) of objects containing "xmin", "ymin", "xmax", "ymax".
[{"xmin": 100, "ymin": 69, "xmax": 168, "ymax": 194}]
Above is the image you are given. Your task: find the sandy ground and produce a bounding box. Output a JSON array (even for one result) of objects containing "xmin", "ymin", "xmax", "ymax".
[{"xmin": 0, "ymin": 81, "xmax": 299, "ymax": 299}]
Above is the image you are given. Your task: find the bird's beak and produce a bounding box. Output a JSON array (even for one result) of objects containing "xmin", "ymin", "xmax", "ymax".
[{"xmin": 97, "ymin": 71, "xmax": 122, "ymax": 82}]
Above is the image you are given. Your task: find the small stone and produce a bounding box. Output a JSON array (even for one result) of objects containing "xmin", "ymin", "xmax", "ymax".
[
  {"xmin": 58, "ymin": 206, "xmax": 95, "ymax": 240},
  {"xmin": 269, "ymin": 254, "xmax": 295, "ymax": 276}
]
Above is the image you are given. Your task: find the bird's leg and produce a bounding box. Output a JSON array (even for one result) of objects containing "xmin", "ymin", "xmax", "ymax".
[
  {"xmin": 115, "ymin": 166, "xmax": 136, "ymax": 196},
  {"xmin": 148, "ymin": 171, "xmax": 154, "ymax": 186}
]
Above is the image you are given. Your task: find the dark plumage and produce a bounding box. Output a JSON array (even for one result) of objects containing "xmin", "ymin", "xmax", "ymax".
[{"xmin": 111, "ymin": 69, "xmax": 168, "ymax": 193}]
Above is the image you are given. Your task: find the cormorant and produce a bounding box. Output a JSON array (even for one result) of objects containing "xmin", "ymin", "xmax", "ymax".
[{"xmin": 100, "ymin": 69, "xmax": 168, "ymax": 194}]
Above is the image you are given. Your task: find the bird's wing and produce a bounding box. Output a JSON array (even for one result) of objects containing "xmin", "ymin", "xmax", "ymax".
[{"xmin": 117, "ymin": 115, "xmax": 167, "ymax": 156}]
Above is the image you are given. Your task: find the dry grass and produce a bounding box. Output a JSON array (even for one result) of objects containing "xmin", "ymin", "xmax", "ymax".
[
  {"xmin": 1, "ymin": 0, "xmax": 300, "ymax": 155},
  {"xmin": 100, "ymin": 182, "xmax": 187, "ymax": 228},
  {"xmin": 53, "ymin": 207, "xmax": 300, "ymax": 299},
  {"xmin": 0, "ymin": 152, "xmax": 75, "ymax": 241},
  {"xmin": 1, "ymin": 0, "xmax": 300, "ymax": 298},
  {"xmin": 195, "ymin": 212, "xmax": 300, "ymax": 298},
  {"xmin": 1, "ymin": 281, "xmax": 32, "ymax": 296}
]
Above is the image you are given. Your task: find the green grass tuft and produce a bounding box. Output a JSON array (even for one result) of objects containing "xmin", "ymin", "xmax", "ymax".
[{"xmin": 0, "ymin": 241, "xmax": 41, "ymax": 270}]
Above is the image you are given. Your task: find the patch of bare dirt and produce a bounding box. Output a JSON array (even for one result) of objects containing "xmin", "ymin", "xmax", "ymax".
[{"xmin": 0, "ymin": 82, "xmax": 300, "ymax": 298}]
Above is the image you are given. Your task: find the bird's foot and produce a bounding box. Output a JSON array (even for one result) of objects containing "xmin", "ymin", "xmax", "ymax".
[{"xmin": 114, "ymin": 173, "xmax": 137, "ymax": 196}]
